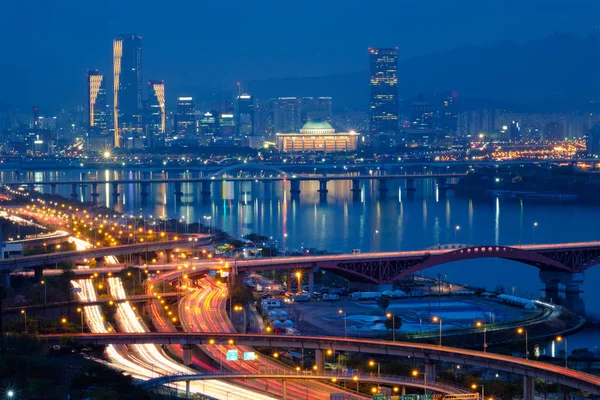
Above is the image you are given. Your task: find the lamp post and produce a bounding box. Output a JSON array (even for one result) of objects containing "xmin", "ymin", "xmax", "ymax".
[
  {"xmin": 517, "ymin": 327, "xmax": 529, "ymax": 359},
  {"xmin": 412, "ymin": 369, "xmax": 427, "ymax": 395},
  {"xmin": 556, "ymin": 335, "xmax": 568, "ymax": 368},
  {"xmin": 368, "ymin": 360, "xmax": 380, "ymax": 391},
  {"xmin": 338, "ymin": 309, "xmax": 347, "ymax": 338},
  {"xmin": 77, "ymin": 307, "xmax": 84, "ymax": 333},
  {"xmin": 454, "ymin": 225, "xmax": 460, "ymax": 243},
  {"xmin": 476, "ymin": 321, "xmax": 487, "ymax": 352},
  {"xmin": 532, "ymin": 222, "xmax": 538, "ymax": 244},
  {"xmin": 41, "ymin": 280, "xmax": 47, "ymax": 304},
  {"xmin": 471, "ymin": 384, "xmax": 484, "ymax": 400},
  {"xmin": 295, "ymin": 271, "xmax": 302, "ymax": 294},
  {"xmin": 386, "ymin": 312, "xmax": 396, "ymax": 342},
  {"xmin": 20, "ymin": 310, "xmax": 26, "ymax": 333},
  {"xmin": 432, "ymin": 316, "xmax": 442, "ymax": 346}
]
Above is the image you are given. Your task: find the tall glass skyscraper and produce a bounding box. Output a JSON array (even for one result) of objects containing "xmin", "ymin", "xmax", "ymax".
[
  {"xmin": 147, "ymin": 80, "xmax": 165, "ymax": 146},
  {"xmin": 175, "ymin": 97, "xmax": 196, "ymax": 137},
  {"xmin": 235, "ymin": 94, "xmax": 254, "ymax": 136},
  {"xmin": 87, "ymin": 69, "xmax": 107, "ymax": 135},
  {"xmin": 113, "ymin": 34, "xmax": 143, "ymax": 148},
  {"xmin": 369, "ymin": 48, "xmax": 398, "ymax": 137}
]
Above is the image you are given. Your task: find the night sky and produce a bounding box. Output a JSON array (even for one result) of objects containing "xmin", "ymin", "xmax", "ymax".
[{"xmin": 1, "ymin": 0, "xmax": 598, "ymax": 110}]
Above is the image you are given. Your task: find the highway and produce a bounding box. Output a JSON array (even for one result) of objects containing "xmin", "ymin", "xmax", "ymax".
[
  {"xmin": 42, "ymin": 332, "xmax": 600, "ymax": 394},
  {"xmin": 175, "ymin": 275, "xmax": 363, "ymax": 399}
]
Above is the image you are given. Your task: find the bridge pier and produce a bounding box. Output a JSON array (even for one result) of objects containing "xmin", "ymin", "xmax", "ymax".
[
  {"xmin": 378, "ymin": 179, "xmax": 388, "ymax": 199},
  {"xmin": 425, "ymin": 360, "xmax": 436, "ymax": 384},
  {"xmin": 95, "ymin": 257, "xmax": 105, "ymax": 269},
  {"xmin": 523, "ymin": 376, "xmax": 534, "ymax": 400},
  {"xmin": 201, "ymin": 181, "xmax": 211, "ymax": 199},
  {"xmin": 318, "ymin": 179, "xmax": 328, "ymax": 194},
  {"xmin": 308, "ymin": 269, "xmax": 315, "ymax": 297},
  {"xmin": 185, "ymin": 380, "xmax": 190, "ymax": 399},
  {"xmin": 1, "ymin": 272, "xmax": 10, "ymax": 289},
  {"xmin": 140, "ymin": 182, "xmax": 150, "ymax": 197},
  {"xmin": 282, "ymin": 380, "xmax": 287, "ymax": 400},
  {"xmin": 314, "ymin": 349, "xmax": 324, "ymax": 372},
  {"xmin": 70, "ymin": 183, "xmax": 78, "ymax": 199},
  {"xmin": 286, "ymin": 270, "xmax": 292, "ymax": 293},
  {"xmin": 111, "ymin": 183, "xmax": 119, "ymax": 200},
  {"xmin": 90, "ymin": 184, "xmax": 99, "ymax": 204},
  {"xmin": 182, "ymin": 344, "xmax": 194, "ymax": 366},
  {"xmin": 290, "ymin": 179, "xmax": 301, "ymax": 196},
  {"xmin": 540, "ymin": 271, "xmax": 584, "ymax": 294},
  {"xmin": 351, "ymin": 179, "xmax": 361, "ymax": 201}
]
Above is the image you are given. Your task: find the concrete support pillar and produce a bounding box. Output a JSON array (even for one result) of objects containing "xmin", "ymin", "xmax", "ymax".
[
  {"xmin": 318, "ymin": 179, "xmax": 328, "ymax": 194},
  {"xmin": 34, "ymin": 267, "xmax": 43, "ymax": 283},
  {"xmin": 286, "ymin": 270, "xmax": 292, "ymax": 293},
  {"xmin": 406, "ymin": 178, "xmax": 416, "ymax": 192},
  {"xmin": 70, "ymin": 183, "xmax": 78, "ymax": 199},
  {"xmin": 50, "ymin": 183, "xmax": 57, "ymax": 195},
  {"xmin": 539, "ymin": 271, "xmax": 584, "ymax": 295},
  {"xmin": 308, "ymin": 269, "xmax": 315, "ymax": 296},
  {"xmin": 90, "ymin": 183, "xmax": 99, "ymax": 204},
  {"xmin": 95, "ymin": 257, "xmax": 105, "ymax": 269},
  {"xmin": 314, "ymin": 349, "xmax": 324, "ymax": 372},
  {"xmin": 111, "ymin": 183, "xmax": 119, "ymax": 199},
  {"xmin": 351, "ymin": 179, "xmax": 361, "ymax": 200},
  {"xmin": 523, "ymin": 376, "xmax": 534, "ymax": 400},
  {"xmin": 165, "ymin": 249, "xmax": 173, "ymax": 264},
  {"xmin": 425, "ymin": 360, "xmax": 436, "ymax": 383},
  {"xmin": 201, "ymin": 181, "xmax": 211, "ymax": 197},
  {"xmin": 282, "ymin": 380, "xmax": 287, "ymax": 400},
  {"xmin": 1, "ymin": 272, "xmax": 10, "ymax": 289},
  {"xmin": 185, "ymin": 380, "xmax": 190, "ymax": 399},
  {"xmin": 290, "ymin": 179, "xmax": 301, "ymax": 196},
  {"xmin": 182, "ymin": 344, "xmax": 194, "ymax": 366},
  {"xmin": 401, "ymin": 386, "xmax": 406, "ymax": 395}
]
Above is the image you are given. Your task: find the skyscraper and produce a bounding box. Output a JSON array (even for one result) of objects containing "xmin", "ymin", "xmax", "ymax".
[
  {"xmin": 271, "ymin": 97, "xmax": 302, "ymax": 133},
  {"xmin": 301, "ymin": 97, "xmax": 332, "ymax": 124},
  {"xmin": 87, "ymin": 69, "xmax": 108, "ymax": 136},
  {"xmin": 113, "ymin": 34, "xmax": 143, "ymax": 148},
  {"xmin": 175, "ymin": 97, "xmax": 196, "ymax": 137},
  {"xmin": 235, "ymin": 94, "xmax": 254, "ymax": 136},
  {"xmin": 147, "ymin": 80, "xmax": 166, "ymax": 144},
  {"xmin": 369, "ymin": 48, "xmax": 398, "ymax": 137}
]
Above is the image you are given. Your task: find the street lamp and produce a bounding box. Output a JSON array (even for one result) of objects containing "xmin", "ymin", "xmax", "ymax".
[
  {"xmin": 295, "ymin": 271, "xmax": 302, "ymax": 294},
  {"xmin": 338, "ymin": 309, "xmax": 347, "ymax": 338},
  {"xmin": 386, "ymin": 312, "xmax": 396, "ymax": 342},
  {"xmin": 475, "ymin": 321, "xmax": 487, "ymax": 352},
  {"xmin": 556, "ymin": 335, "xmax": 568, "ymax": 368},
  {"xmin": 21, "ymin": 310, "xmax": 26, "ymax": 333},
  {"xmin": 517, "ymin": 327, "xmax": 529, "ymax": 359},
  {"xmin": 40, "ymin": 279, "xmax": 47, "ymax": 304},
  {"xmin": 432, "ymin": 316, "xmax": 443, "ymax": 346},
  {"xmin": 412, "ymin": 369, "xmax": 427, "ymax": 395},
  {"xmin": 77, "ymin": 307, "xmax": 84, "ymax": 333},
  {"xmin": 454, "ymin": 225, "xmax": 460, "ymax": 243},
  {"xmin": 532, "ymin": 222, "xmax": 538, "ymax": 244},
  {"xmin": 471, "ymin": 383, "xmax": 485, "ymax": 400},
  {"xmin": 368, "ymin": 360, "xmax": 380, "ymax": 378}
]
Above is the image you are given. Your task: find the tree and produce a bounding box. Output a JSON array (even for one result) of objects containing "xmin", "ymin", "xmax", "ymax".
[
  {"xmin": 377, "ymin": 297, "xmax": 390, "ymax": 313},
  {"xmin": 384, "ymin": 315, "xmax": 402, "ymax": 331}
]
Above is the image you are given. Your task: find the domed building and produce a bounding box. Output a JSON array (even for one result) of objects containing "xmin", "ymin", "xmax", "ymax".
[{"xmin": 275, "ymin": 119, "xmax": 359, "ymax": 153}]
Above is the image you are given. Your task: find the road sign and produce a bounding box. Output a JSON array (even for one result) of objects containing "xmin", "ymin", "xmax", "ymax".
[
  {"xmin": 226, "ymin": 350, "xmax": 238, "ymax": 361},
  {"xmin": 243, "ymin": 351, "xmax": 255, "ymax": 360},
  {"xmin": 209, "ymin": 270, "xmax": 216, "ymax": 277}
]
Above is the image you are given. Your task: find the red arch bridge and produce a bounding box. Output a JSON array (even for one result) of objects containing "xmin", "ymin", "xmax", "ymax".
[{"xmin": 41, "ymin": 332, "xmax": 600, "ymax": 399}]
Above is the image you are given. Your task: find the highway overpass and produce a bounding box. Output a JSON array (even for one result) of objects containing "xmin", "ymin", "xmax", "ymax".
[{"xmin": 40, "ymin": 332, "xmax": 600, "ymax": 397}]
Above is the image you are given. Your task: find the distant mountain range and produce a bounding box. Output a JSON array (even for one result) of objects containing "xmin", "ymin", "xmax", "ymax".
[{"xmin": 248, "ymin": 33, "xmax": 600, "ymax": 113}]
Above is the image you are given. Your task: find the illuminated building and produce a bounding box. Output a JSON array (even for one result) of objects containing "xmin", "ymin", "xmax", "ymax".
[
  {"xmin": 276, "ymin": 119, "xmax": 359, "ymax": 153},
  {"xmin": 235, "ymin": 94, "xmax": 254, "ymax": 136},
  {"xmin": 440, "ymin": 92, "xmax": 458, "ymax": 135},
  {"xmin": 369, "ymin": 47, "xmax": 398, "ymax": 137},
  {"xmin": 586, "ymin": 123, "xmax": 600, "ymax": 156},
  {"xmin": 411, "ymin": 101, "xmax": 434, "ymax": 130},
  {"xmin": 87, "ymin": 69, "xmax": 108, "ymax": 136},
  {"xmin": 175, "ymin": 97, "xmax": 196, "ymax": 137},
  {"xmin": 113, "ymin": 34, "xmax": 143, "ymax": 148},
  {"xmin": 147, "ymin": 80, "xmax": 165, "ymax": 144},
  {"xmin": 271, "ymin": 97, "xmax": 302, "ymax": 133}
]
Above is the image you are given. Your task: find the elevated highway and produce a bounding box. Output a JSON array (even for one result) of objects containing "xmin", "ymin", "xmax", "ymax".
[{"xmin": 41, "ymin": 332, "xmax": 600, "ymax": 397}]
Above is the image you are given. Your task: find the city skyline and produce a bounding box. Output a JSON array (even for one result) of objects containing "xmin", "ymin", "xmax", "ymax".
[{"xmin": 2, "ymin": 0, "xmax": 600, "ymax": 110}]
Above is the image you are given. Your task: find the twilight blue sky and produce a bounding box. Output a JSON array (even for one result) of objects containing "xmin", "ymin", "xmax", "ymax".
[{"xmin": 1, "ymin": 0, "xmax": 599, "ymax": 110}]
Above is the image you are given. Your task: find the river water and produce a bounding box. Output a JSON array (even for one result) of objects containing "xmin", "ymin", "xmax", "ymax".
[{"xmin": 6, "ymin": 168, "xmax": 600, "ymax": 351}]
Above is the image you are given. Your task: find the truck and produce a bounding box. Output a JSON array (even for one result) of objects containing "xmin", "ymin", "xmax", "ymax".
[
  {"xmin": 322, "ymin": 293, "xmax": 340, "ymax": 301},
  {"xmin": 350, "ymin": 291, "xmax": 381, "ymax": 301},
  {"xmin": 293, "ymin": 294, "xmax": 310, "ymax": 302}
]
